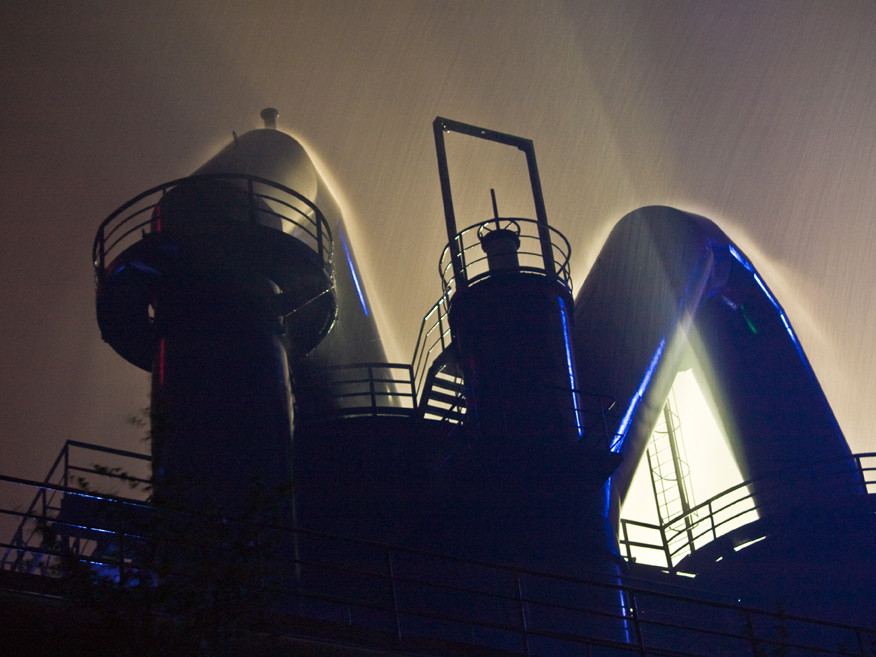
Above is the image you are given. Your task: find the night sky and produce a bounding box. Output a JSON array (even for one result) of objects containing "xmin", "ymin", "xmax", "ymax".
[{"xmin": 2, "ymin": 1, "xmax": 875, "ymax": 486}]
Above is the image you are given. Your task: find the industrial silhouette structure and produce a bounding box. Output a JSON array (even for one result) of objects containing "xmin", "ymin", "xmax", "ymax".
[{"xmin": 2, "ymin": 112, "xmax": 875, "ymax": 655}]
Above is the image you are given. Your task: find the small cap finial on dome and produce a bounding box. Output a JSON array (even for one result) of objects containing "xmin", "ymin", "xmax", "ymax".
[{"xmin": 260, "ymin": 107, "xmax": 279, "ymax": 130}]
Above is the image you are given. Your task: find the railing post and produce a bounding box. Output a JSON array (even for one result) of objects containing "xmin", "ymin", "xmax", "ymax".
[
  {"xmin": 386, "ymin": 549, "xmax": 402, "ymax": 641},
  {"xmin": 96, "ymin": 225, "xmax": 105, "ymax": 273},
  {"xmin": 62, "ymin": 442, "xmax": 70, "ymax": 489},
  {"xmin": 514, "ymin": 571, "xmax": 531, "ymax": 657},
  {"xmin": 247, "ymin": 176, "xmax": 256, "ymax": 225},
  {"xmin": 317, "ymin": 209, "xmax": 324, "ymax": 263},
  {"xmin": 709, "ymin": 500, "xmax": 717, "ymax": 542},
  {"xmin": 660, "ymin": 521, "xmax": 672, "ymax": 570},
  {"xmin": 118, "ymin": 511, "xmax": 125, "ymax": 588},
  {"xmin": 369, "ymin": 365, "xmax": 377, "ymax": 415},
  {"xmin": 744, "ymin": 609, "xmax": 760, "ymax": 657},
  {"xmin": 408, "ymin": 365, "xmax": 416, "ymax": 412},
  {"xmin": 620, "ymin": 520, "xmax": 631, "ymax": 562},
  {"xmin": 629, "ymin": 589, "xmax": 646, "ymax": 656},
  {"xmin": 456, "ymin": 234, "xmax": 468, "ymax": 288},
  {"xmin": 437, "ymin": 302, "xmax": 446, "ymax": 351}
]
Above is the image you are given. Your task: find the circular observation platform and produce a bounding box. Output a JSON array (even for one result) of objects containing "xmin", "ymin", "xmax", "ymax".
[
  {"xmin": 439, "ymin": 217, "xmax": 573, "ymax": 295},
  {"xmin": 93, "ymin": 174, "xmax": 336, "ymax": 370}
]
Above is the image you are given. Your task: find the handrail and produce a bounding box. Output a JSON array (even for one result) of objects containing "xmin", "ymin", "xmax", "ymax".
[
  {"xmin": 304, "ymin": 362, "xmax": 417, "ymax": 418},
  {"xmin": 410, "ymin": 292, "xmax": 454, "ymax": 400},
  {"xmin": 93, "ymin": 173, "xmax": 332, "ymax": 277},
  {"xmin": 620, "ymin": 453, "xmax": 876, "ymax": 570},
  {"xmin": 407, "ymin": 291, "xmax": 468, "ymax": 424},
  {"xmin": 2, "ymin": 470, "xmax": 875, "ymax": 656},
  {"xmin": 417, "ymin": 358, "xmax": 466, "ymax": 424},
  {"xmin": 0, "ymin": 440, "xmax": 151, "ymax": 574},
  {"xmin": 408, "ymin": 291, "xmax": 618, "ymax": 431},
  {"xmin": 438, "ymin": 218, "xmax": 573, "ymax": 297}
]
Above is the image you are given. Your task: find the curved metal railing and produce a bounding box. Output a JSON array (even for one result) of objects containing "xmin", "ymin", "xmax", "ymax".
[
  {"xmin": 92, "ymin": 173, "xmax": 332, "ymax": 277},
  {"xmin": 439, "ymin": 218, "xmax": 573, "ymax": 296},
  {"xmin": 0, "ymin": 440, "xmax": 151, "ymax": 576},
  {"xmin": 619, "ymin": 452, "xmax": 876, "ymax": 571},
  {"xmin": 410, "ymin": 292, "xmax": 453, "ymax": 398},
  {"xmin": 2, "ymin": 465, "xmax": 875, "ymax": 656},
  {"xmin": 301, "ymin": 362, "xmax": 418, "ymax": 419},
  {"xmin": 302, "ymin": 294, "xmax": 463, "ymax": 423}
]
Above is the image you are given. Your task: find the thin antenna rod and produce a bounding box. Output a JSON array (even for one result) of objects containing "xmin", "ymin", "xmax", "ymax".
[{"xmin": 490, "ymin": 188, "xmax": 500, "ymax": 228}]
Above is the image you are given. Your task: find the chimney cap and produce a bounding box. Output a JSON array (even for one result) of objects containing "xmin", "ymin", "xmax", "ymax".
[{"xmin": 260, "ymin": 107, "xmax": 280, "ymax": 130}]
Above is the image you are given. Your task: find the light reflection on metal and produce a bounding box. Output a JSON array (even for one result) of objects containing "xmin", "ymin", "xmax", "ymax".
[
  {"xmin": 733, "ymin": 535, "xmax": 767, "ymax": 552},
  {"xmin": 558, "ymin": 295, "xmax": 583, "ymax": 436},
  {"xmin": 339, "ymin": 228, "xmax": 369, "ymax": 316},
  {"xmin": 613, "ymin": 336, "xmax": 667, "ymax": 452},
  {"xmin": 726, "ymin": 243, "xmax": 848, "ymax": 439},
  {"xmin": 728, "ymin": 244, "xmax": 803, "ymax": 356}
]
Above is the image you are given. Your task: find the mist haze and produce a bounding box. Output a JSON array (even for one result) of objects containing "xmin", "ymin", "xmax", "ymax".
[{"xmin": 1, "ymin": 1, "xmax": 874, "ymax": 481}]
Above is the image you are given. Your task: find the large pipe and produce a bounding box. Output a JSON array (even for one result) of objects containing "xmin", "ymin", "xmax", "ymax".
[{"xmin": 572, "ymin": 205, "xmax": 874, "ymax": 623}]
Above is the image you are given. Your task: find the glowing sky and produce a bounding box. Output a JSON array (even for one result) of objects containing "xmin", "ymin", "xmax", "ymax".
[{"xmin": 1, "ymin": 1, "xmax": 875, "ymax": 484}]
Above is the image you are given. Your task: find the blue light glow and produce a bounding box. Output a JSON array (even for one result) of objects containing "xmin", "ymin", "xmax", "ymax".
[
  {"xmin": 130, "ymin": 260, "xmax": 162, "ymax": 277},
  {"xmin": 613, "ymin": 336, "xmax": 667, "ymax": 452},
  {"xmin": 726, "ymin": 243, "xmax": 843, "ymax": 438},
  {"xmin": 619, "ymin": 588, "xmax": 633, "ymax": 644},
  {"xmin": 339, "ymin": 229, "xmax": 369, "ymax": 316},
  {"xmin": 558, "ymin": 296, "xmax": 583, "ymax": 436},
  {"xmin": 727, "ymin": 244, "xmax": 804, "ymax": 358}
]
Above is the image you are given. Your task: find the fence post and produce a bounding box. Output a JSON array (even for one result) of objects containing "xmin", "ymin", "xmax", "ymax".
[{"xmin": 660, "ymin": 522, "xmax": 672, "ymax": 570}]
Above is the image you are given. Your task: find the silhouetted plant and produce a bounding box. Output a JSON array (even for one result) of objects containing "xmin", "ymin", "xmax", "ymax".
[{"xmin": 31, "ymin": 405, "xmax": 296, "ymax": 656}]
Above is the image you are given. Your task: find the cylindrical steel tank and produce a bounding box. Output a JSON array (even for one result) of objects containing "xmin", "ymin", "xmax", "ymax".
[
  {"xmin": 186, "ymin": 114, "xmax": 387, "ymax": 378},
  {"xmin": 441, "ymin": 217, "xmax": 583, "ymax": 447},
  {"xmin": 450, "ymin": 271, "xmax": 581, "ymax": 447}
]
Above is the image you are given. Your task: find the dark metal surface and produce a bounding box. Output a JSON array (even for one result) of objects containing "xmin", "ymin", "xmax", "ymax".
[
  {"xmin": 4, "ymin": 463, "xmax": 876, "ymax": 657},
  {"xmin": 573, "ymin": 205, "xmax": 876, "ymax": 625}
]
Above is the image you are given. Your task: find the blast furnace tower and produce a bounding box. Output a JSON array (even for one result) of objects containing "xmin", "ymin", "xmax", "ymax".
[{"xmin": 92, "ymin": 108, "xmax": 386, "ymax": 515}]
